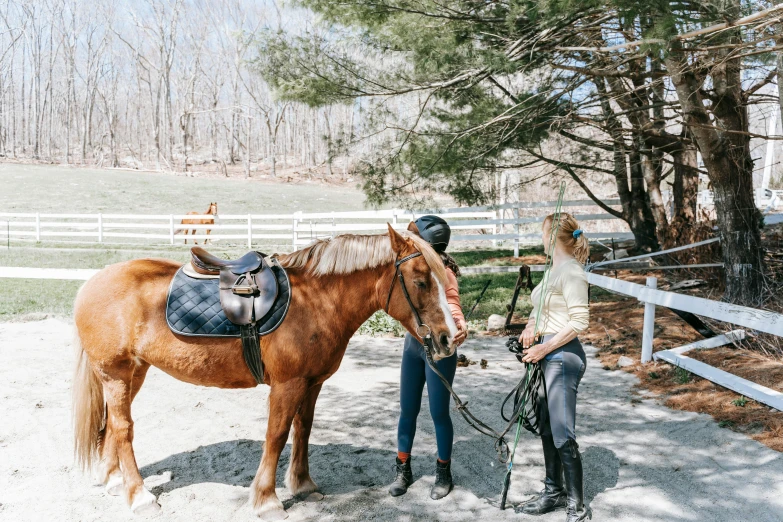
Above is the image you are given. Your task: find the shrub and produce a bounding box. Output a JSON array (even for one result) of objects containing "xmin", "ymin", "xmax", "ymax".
[{"xmin": 358, "ymin": 311, "xmax": 405, "ymax": 337}]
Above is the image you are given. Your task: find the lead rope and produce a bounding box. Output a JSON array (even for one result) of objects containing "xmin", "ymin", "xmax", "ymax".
[{"xmin": 500, "ymin": 181, "xmax": 566, "ymax": 510}]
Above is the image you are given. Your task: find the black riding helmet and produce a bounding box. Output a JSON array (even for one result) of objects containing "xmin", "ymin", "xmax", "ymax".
[{"xmin": 414, "ymin": 215, "xmax": 451, "ymax": 253}]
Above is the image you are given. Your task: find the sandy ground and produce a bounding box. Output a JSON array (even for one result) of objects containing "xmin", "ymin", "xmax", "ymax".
[{"xmin": 1, "ymin": 319, "xmax": 783, "ymax": 522}]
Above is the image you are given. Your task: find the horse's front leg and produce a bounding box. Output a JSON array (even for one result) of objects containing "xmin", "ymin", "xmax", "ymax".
[
  {"xmin": 286, "ymin": 383, "xmax": 323, "ymax": 499},
  {"xmin": 251, "ymin": 378, "xmax": 309, "ymax": 520}
]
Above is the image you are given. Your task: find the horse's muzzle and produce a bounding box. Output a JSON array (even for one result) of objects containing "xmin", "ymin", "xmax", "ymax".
[{"xmin": 430, "ymin": 332, "xmax": 455, "ymax": 360}]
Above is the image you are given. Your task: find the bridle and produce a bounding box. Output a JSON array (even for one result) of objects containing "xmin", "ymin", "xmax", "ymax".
[{"xmin": 384, "ymin": 251, "xmax": 433, "ymax": 343}]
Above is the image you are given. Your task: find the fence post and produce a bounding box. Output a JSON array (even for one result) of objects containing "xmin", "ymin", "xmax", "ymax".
[
  {"xmin": 492, "ymin": 208, "xmax": 499, "ymax": 248},
  {"xmin": 513, "ymin": 205, "xmax": 520, "ymax": 258},
  {"xmin": 392, "ymin": 209, "xmax": 398, "ymax": 226},
  {"xmin": 641, "ymin": 276, "xmax": 658, "ymax": 363},
  {"xmin": 247, "ymin": 214, "xmax": 252, "ymax": 249},
  {"xmin": 292, "ymin": 212, "xmax": 300, "ymax": 250},
  {"xmin": 169, "ymin": 215, "xmax": 175, "ymax": 245},
  {"xmin": 35, "ymin": 212, "xmax": 41, "ymax": 242},
  {"xmin": 98, "ymin": 214, "xmax": 103, "ymax": 243}
]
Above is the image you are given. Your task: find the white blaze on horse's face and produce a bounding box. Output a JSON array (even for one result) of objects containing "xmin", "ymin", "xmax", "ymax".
[{"xmin": 433, "ymin": 274, "xmax": 459, "ymax": 359}]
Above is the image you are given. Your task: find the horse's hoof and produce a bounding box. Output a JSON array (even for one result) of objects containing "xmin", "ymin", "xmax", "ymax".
[
  {"xmin": 256, "ymin": 507, "xmax": 288, "ymax": 521},
  {"xmin": 255, "ymin": 500, "xmax": 288, "ymax": 521},
  {"xmin": 304, "ymin": 492, "xmax": 324, "ymax": 502},
  {"xmin": 287, "ymin": 474, "xmax": 320, "ymax": 498},
  {"xmin": 131, "ymin": 488, "xmax": 160, "ymax": 516},
  {"xmin": 105, "ymin": 472, "xmax": 124, "ymax": 496}
]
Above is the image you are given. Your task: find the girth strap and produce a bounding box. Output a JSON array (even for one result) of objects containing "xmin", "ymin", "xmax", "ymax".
[{"xmin": 240, "ymin": 324, "xmax": 265, "ymax": 384}]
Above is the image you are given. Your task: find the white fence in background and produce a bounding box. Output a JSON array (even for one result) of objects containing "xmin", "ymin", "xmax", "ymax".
[
  {"xmin": 587, "ymin": 272, "xmax": 783, "ymax": 411},
  {"xmin": 695, "ymin": 188, "xmax": 783, "ymax": 211},
  {"xmin": 0, "ymin": 198, "xmax": 631, "ymax": 253},
  {"xmin": 2, "ymin": 188, "xmax": 781, "ymax": 252}
]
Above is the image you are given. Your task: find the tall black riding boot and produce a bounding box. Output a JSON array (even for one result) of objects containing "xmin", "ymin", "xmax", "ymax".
[
  {"xmin": 517, "ymin": 434, "xmax": 566, "ymax": 515},
  {"xmin": 558, "ymin": 439, "xmax": 588, "ymax": 522},
  {"xmin": 389, "ymin": 457, "xmax": 413, "ymax": 497},
  {"xmin": 430, "ymin": 460, "xmax": 453, "ymax": 500}
]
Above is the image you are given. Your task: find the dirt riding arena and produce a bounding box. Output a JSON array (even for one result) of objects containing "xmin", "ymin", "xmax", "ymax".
[{"xmin": 2, "ymin": 318, "xmax": 783, "ymax": 522}]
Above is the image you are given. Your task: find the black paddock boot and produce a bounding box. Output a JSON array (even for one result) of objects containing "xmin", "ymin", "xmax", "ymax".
[
  {"xmin": 558, "ymin": 439, "xmax": 589, "ymax": 522},
  {"xmin": 430, "ymin": 460, "xmax": 453, "ymax": 500},
  {"xmin": 389, "ymin": 457, "xmax": 413, "ymax": 497},
  {"xmin": 517, "ymin": 435, "xmax": 566, "ymax": 515}
]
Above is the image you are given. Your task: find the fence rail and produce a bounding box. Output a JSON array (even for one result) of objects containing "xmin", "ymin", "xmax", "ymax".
[
  {"xmin": 0, "ymin": 198, "xmax": 631, "ymax": 252},
  {"xmin": 2, "ymin": 188, "xmax": 781, "ymax": 252},
  {"xmin": 586, "ymin": 271, "xmax": 783, "ymax": 411}
]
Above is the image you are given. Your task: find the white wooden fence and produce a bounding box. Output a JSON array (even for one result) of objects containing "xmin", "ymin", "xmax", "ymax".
[
  {"xmin": 3, "ymin": 188, "xmax": 779, "ymax": 252},
  {"xmin": 0, "ymin": 198, "xmax": 631, "ymax": 253},
  {"xmin": 695, "ymin": 187, "xmax": 783, "ymax": 212},
  {"xmin": 587, "ymin": 272, "xmax": 783, "ymax": 411}
]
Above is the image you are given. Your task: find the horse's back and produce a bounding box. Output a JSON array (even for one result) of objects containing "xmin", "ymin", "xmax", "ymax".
[{"xmin": 75, "ymin": 258, "xmax": 180, "ymax": 333}]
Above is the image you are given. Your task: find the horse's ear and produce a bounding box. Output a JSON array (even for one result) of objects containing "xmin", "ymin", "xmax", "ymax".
[
  {"xmin": 387, "ymin": 223, "xmax": 407, "ymax": 254},
  {"xmin": 407, "ymin": 221, "xmax": 421, "ymax": 236}
]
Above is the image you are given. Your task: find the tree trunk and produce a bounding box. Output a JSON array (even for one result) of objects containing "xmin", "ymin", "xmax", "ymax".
[
  {"xmin": 672, "ymin": 142, "xmax": 698, "ymax": 223},
  {"xmin": 628, "ymin": 142, "xmax": 660, "ymax": 252},
  {"xmin": 270, "ymin": 135, "xmax": 277, "ymax": 177},
  {"xmin": 666, "ymin": 24, "xmax": 765, "ymax": 304},
  {"xmin": 640, "ymin": 143, "xmax": 668, "ymax": 238},
  {"xmin": 777, "ymin": 27, "xmax": 783, "ymax": 127},
  {"xmin": 594, "ymin": 78, "xmax": 659, "ymax": 252}
]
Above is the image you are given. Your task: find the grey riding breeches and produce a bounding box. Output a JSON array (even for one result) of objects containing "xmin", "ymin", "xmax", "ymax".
[{"xmin": 539, "ymin": 336, "xmax": 587, "ymax": 448}]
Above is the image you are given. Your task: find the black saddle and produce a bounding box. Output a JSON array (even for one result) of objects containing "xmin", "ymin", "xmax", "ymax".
[{"xmin": 165, "ymin": 248, "xmax": 291, "ymax": 385}]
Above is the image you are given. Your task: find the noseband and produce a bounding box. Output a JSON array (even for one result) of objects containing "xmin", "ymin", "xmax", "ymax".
[{"xmin": 384, "ymin": 251, "xmax": 433, "ymax": 344}]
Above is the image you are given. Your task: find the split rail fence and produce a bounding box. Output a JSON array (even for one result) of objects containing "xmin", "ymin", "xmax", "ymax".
[{"xmin": 586, "ymin": 272, "xmax": 783, "ymax": 412}]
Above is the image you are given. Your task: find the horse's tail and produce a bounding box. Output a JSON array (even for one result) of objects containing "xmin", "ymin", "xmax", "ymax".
[{"xmin": 72, "ymin": 322, "xmax": 105, "ymax": 472}]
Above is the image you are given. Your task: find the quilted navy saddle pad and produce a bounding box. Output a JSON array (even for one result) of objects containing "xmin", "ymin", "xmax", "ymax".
[{"xmin": 166, "ymin": 263, "xmax": 291, "ymax": 337}]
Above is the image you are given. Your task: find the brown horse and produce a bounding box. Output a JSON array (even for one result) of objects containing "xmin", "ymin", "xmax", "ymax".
[
  {"xmin": 178, "ymin": 201, "xmax": 218, "ymax": 244},
  {"xmin": 72, "ymin": 224, "xmax": 457, "ymax": 520}
]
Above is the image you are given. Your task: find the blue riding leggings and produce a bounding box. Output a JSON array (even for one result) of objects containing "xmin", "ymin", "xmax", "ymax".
[
  {"xmin": 397, "ymin": 333, "xmax": 457, "ymax": 462},
  {"xmin": 540, "ymin": 336, "xmax": 587, "ymax": 448}
]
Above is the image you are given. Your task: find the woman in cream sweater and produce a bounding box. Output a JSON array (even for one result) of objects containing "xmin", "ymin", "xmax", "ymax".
[{"xmin": 517, "ymin": 212, "xmax": 590, "ymax": 522}]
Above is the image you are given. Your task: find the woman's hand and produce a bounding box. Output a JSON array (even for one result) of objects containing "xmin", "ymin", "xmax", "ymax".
[
  {"xmin": 520, "ymin": 341, "xmax": 550, "ymax": 364},
  {"xmin": 452, "ymin": 319, "xmax": 468, "ymax": 347},
  {"xmin": 453, "ymin": 327, "xmax": 467, "ymax": 347},
  {"xmin": 518, "ymin": 325, "xmax": 536, "ymax": 350}
]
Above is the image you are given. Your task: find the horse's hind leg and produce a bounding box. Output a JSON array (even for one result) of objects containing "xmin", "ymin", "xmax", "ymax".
[
  {"xmin": 101, "ymin": 361, "xmax": 159, "ymax": 514},
  {"xmin": 99, "ymin": 362, "xmax": 150, "ymax": 496},
  {"xmin": 286, "ymin": 383, "xmax": 323, "ymax": 499},
  {"xmin": 252, "ymin": 378, "xmax": 309, "ymax": 521},
  {"xmin": 191, "ymin": 229, "xmax": 199, "ymax": 245}
]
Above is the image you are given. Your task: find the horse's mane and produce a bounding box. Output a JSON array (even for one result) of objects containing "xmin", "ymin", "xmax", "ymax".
[{"xmin": 277, "ymin": 232, "xmax": 447, "ymax": 285}]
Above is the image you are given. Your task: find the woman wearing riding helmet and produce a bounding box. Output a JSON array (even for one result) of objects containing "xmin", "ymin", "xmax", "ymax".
[
  {"xmin": 388, "ymin": 215, "xmax": 468, "ymax": 500},
  {"xmin": 517, "ymin": 213, "xmax": 590, "ymax": 522}
]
